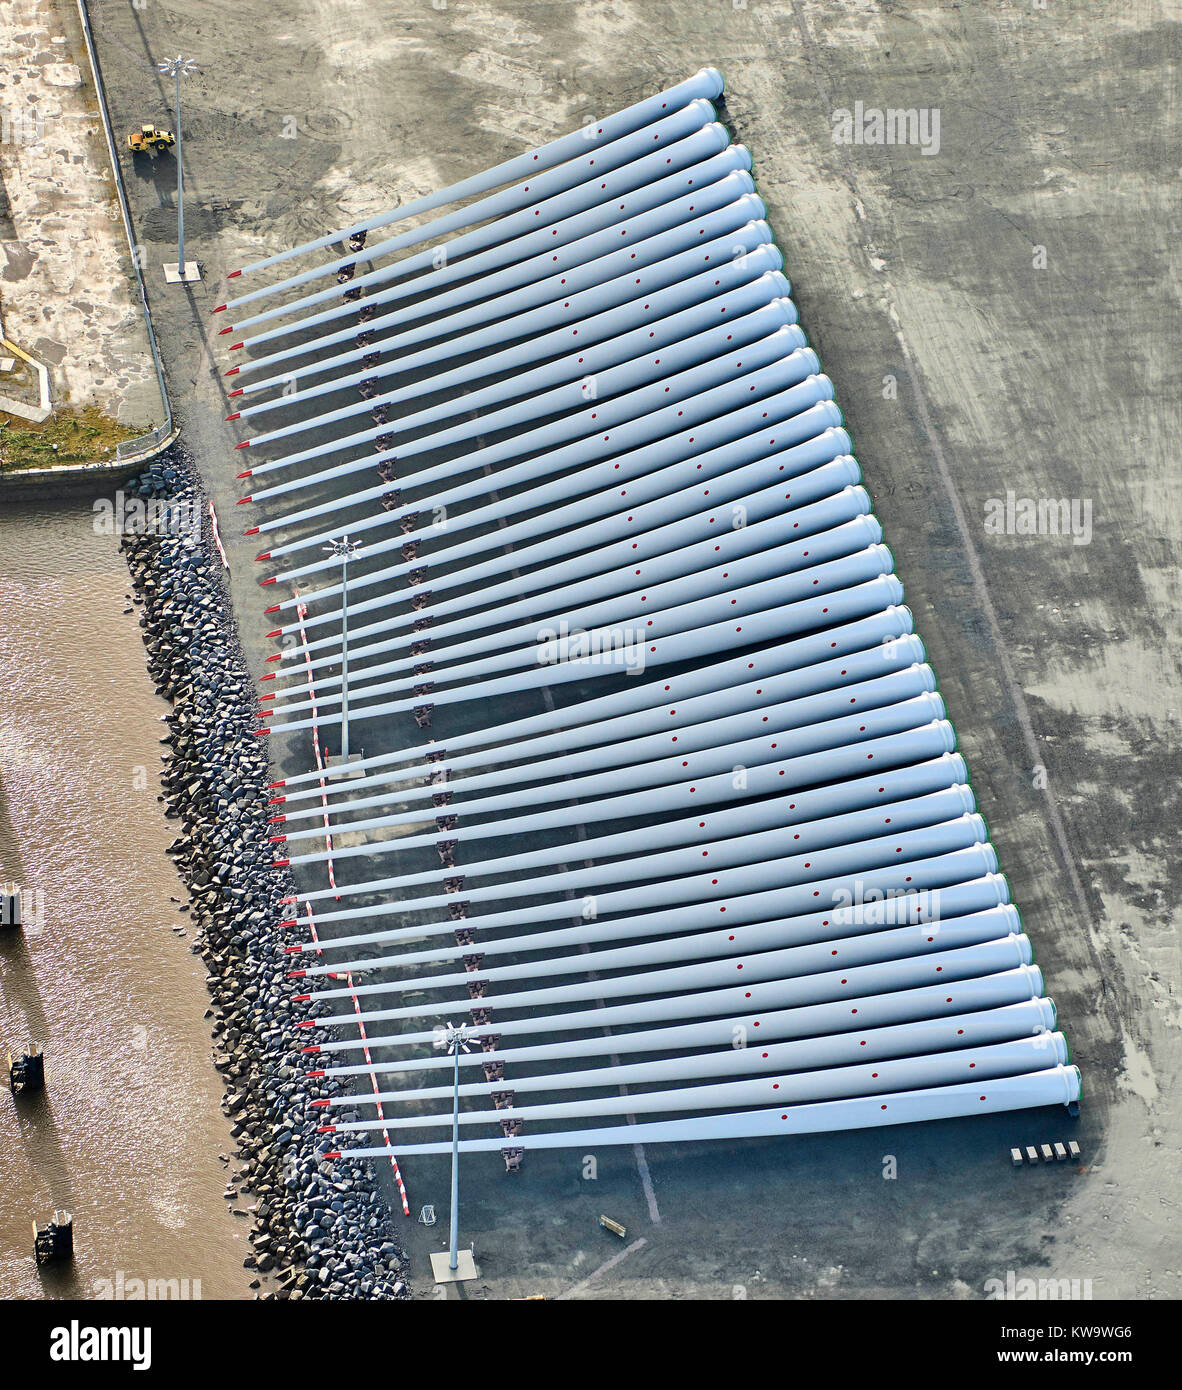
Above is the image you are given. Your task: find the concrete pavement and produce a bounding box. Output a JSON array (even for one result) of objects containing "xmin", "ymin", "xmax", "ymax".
[{"xmin": 87, "ymin": 0, "xmax": 1181, "ymax": 1299}]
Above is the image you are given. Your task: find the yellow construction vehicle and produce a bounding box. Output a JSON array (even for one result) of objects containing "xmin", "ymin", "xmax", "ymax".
[{"xmin": 127, "ymin": 124, "xmax": 175, "ymax": 155}]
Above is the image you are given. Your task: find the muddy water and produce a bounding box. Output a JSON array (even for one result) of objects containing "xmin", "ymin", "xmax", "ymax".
[{"xmin": 0, "ymin": 496, "xmax": 251, "ymax": 1300}]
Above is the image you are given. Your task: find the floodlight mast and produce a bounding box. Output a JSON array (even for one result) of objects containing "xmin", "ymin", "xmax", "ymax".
[
  {"xmin": 157, "ymin": 56, "xmax": 198, "ymax": 278},
  {"xmin": 434, "ymin": 1022, "xmax": 473, "ymax": 1273},
  {"xmin": 322, "ymin": 535, "xmax": 362, "ymax": 758}
]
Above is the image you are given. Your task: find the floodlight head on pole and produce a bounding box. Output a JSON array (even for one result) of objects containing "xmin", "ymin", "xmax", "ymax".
[
  {"xmin": 157, "ymin": 55, "xmax": 199, "ymax": 79},
  {"xmin": 322, "ymin": 534, "xmax": 363, "ymax": 561},
  {"xmin": 433, "ymin": 1021, "xmax": 474, "ymax": 1056}
]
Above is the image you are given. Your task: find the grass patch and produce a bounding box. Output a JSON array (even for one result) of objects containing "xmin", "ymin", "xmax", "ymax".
[{"xmin": 0, "ymin": 406, "xmax": 149, "ymax": 473}]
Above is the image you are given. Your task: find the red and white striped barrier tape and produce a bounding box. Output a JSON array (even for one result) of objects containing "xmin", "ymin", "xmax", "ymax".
[
  {"xmin": 208, "ymin": 500, "xmax": 230, "ymax": 570},
  {"xmin": 287, "ymin": 592, "xmax": 409, "ymax": 1209},
  {"xmin": 304, "ymin": 900, "xmax": 410, "ymax": 1215}
]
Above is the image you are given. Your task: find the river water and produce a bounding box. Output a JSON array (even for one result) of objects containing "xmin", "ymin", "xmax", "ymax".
[{"xmin": 0, "ymin": 496, "xmax": 251, "ymax": 1300}]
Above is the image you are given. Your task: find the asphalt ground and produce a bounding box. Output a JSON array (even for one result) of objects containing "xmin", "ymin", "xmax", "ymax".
[{"xmin": 85, "ymin": 0, "xmax": 1180, "ymax": 1299}]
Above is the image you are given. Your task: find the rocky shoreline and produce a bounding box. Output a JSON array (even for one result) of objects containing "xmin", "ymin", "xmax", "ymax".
[{"xmin": 120, "ymin": 448, "xmax": 410, "ymax": 1301}]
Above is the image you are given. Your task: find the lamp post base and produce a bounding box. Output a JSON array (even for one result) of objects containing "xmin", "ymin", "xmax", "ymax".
[
  {"xmin": 163, "ymin": 260, "xmax": 203, "ymax": 283},
  {"xmin": 325, "ymin": 750, "xmax": 367, "ymax": 777},
  {"xmin": 430, "ymin": 1249, "xmax": 478, "ymax": 1284}
]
